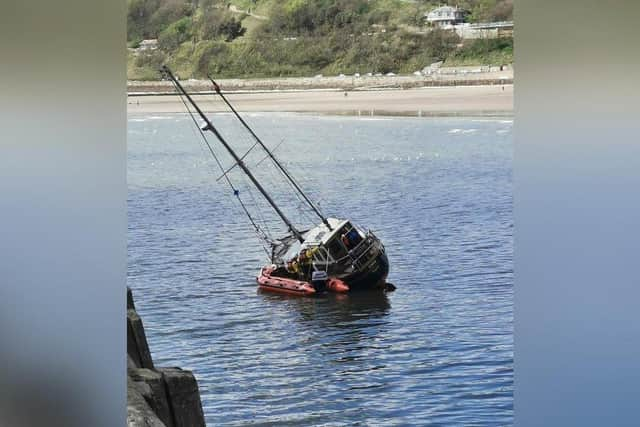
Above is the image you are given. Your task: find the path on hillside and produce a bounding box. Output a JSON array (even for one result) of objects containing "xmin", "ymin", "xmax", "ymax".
[{"xmin": 228, "ymin": 4, "xmax": 267, "ymax": 21}]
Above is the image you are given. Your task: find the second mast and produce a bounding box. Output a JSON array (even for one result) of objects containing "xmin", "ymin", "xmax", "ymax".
[{"xmin": 162, "ymin": 65, "xmax": 305, "ymax": 243}]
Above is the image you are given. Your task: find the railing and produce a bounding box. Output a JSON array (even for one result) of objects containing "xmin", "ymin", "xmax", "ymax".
[
  {"xmin": 465, "ymin": 20, "xmax": 513, "ymax": 30},
  {"xmin": 312, "ymin": 231, "xmax": 383, "ymax": 275},
  {"xmin": 349, "ymin": 233, "xmax": 383, "ymax": 270},
  {"xmin": 311, "ymin": 246, "xmax": 331, "ymax": 274}
]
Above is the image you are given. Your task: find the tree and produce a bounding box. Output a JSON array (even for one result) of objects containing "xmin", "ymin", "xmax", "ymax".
[
  {"xmin": 200, "ymin": 10, "xmax": 245, "ymax": 41},
  {"xmin": 158, "ymin": 17, "xmax": 193, "ymax": 51},
  {"xmin": 424, "ymin": 28, "xmax": 461, "ymax": 61}
]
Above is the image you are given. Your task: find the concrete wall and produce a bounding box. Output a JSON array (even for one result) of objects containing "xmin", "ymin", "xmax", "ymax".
[
  {"xmin": 128, "ymin": 69, "xmax": 514, "ymax": 94},
  {"xmin": 455, "ymin": 27, "xmax": 499, "ymax": 39},
  {"xmin": 127, "ymin": 288, "xmax": 206, "ymax": 427}
]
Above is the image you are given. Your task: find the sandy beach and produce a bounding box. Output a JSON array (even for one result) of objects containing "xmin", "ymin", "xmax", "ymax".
[{"xmin": 128, "ymin": 84, "xmax": 513, "ymax": 116}]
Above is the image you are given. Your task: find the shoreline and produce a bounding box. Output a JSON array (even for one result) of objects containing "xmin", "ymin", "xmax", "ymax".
[{"xmin": 128, "ymin": 84, "xmax": 513, "ymax": 116}]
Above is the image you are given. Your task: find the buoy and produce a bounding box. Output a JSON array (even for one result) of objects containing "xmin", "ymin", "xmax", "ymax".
[{"xmin": 327, "ymin": 277, "xmax": 350, "ymax": 293}]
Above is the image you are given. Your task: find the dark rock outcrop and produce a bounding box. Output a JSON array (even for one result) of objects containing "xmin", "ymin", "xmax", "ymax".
[
  {"xmin": 159, "ymin": 368, "xmax": 206, "ymax": 427},
  {"xmin": 130, "ymin": 369, "xmax": 173, "ymax": 427},
  {"xmin": 128, "ymin": 308, "xmax": 154, "ymax": 370},
  {"xmin": 127, "ymin": 287, "xmax": 206, "ymax": 427},
  {"xmin": 128, "ymin": 376, "xmax": 166, "ymax": 427}
]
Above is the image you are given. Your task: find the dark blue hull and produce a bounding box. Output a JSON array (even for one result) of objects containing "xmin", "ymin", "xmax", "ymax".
[{"xmin": 342, "ymin": 252, "xmax": 389, "ymax": 290}]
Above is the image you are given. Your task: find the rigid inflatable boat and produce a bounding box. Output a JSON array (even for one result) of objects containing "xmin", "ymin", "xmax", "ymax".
[{"xmin": 257, "ymin": 266, "xmax": 349, "ymax": 296}]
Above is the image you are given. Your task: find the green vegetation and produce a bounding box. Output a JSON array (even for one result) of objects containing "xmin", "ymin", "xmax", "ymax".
[
  {"xmin": 127, "ymin": 0, "xmax": 513, "ymax": 80},
  {"xmin": 445, "ymin": 37, "xmax": 513, "ymax": 66}
]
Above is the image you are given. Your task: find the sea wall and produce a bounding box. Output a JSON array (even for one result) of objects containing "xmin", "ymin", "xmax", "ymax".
[
  {"xmin": 127, "ymin": 288, "xmax": 206, "ymax": 427},
  {"xmin": 127, "ymin": 69, "xmax": 514, "ymax": 95}
]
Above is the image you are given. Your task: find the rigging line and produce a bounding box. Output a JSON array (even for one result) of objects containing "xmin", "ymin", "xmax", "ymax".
[
  {"xmin": 185, "ymin": 103, "xmax": 229, "ymax": 186},
  {"xmin": 256, "ymin": 145, "xmax": 307, "ymax": 213},
  {"xmin": 165, "ymin": 66, "xmax": 305, "ymax": 243},
  {"xmin": 240, "ymin": 173, "xmax": 274, "ymax": 240},
  {"xmin": 278, "ymin": 168, "xmax": 316, "ymax": 226},
  {"xmin": 264, "ymin": 152, "xmax": 327, "ymax": 226},
  {"xmin": 287, "ymin": 167, "xmax": 329, "ymax": 217},
  {"xmin": 267, "ymin": 158, "xmax": 318, "ymax": 226},
  {"xmin": 254, "ymin": 139, "xmax": 285, "ymax": 168},
  {"xmin": 283, "ymin": 175, "xmax": 317, "ymax": 226},
  {"xmin": 258, "ymin": 155, "xmax": 313, "ymax": 227},
  {"xmin": 207, "ymin": 75, "xmax": 332, "ymax": 230},
  {"xmin": 216, "ymin": 141, "xmax": 260, "ymax": 182},
  {"xmin": 297, "ymin": 196, "xmax": 317, "ymax": 223},
  {"xmin": 262, "ymin": 145, "xmax": 329, "ymax": 217},
  {"xmin": 266, "ymin": 147, "xmax": 328, "ymax": 222},
  {"xmin": 294, "ymin": 199, "xmax": 314, "ymax": 227},
  {"xmin": 227, "ymin": 144, "xmax": 275, "ymax": 239},
  {"xmin": 174, "ymin": 87, "xmax": 271, "ymax": 245},
  {"xmin": 191, "ymin": 135, "xmax": 271, "ymax": 245}
]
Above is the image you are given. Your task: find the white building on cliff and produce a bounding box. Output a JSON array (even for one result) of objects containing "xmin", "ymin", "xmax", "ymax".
[{"xmin": 425, "ymin": 6, "xmax": 467, "ymax": 28}]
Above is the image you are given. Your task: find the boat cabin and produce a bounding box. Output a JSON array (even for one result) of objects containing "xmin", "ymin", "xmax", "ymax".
[{"xmin": 301, "ymin": 218, "xmax": 366, "ymax": 269}]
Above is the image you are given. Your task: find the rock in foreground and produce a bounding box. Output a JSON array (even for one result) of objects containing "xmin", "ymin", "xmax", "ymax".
[{"xmin": 127, "ymin": 287, "xmax": 206, "ymax": 427}]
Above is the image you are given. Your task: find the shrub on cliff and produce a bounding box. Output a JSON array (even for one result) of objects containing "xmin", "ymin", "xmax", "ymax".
[
  {"xmin": 158, "ymin": 17, "xmax": 193, "ymax": 51},
  {"xmin": 128, "ymin": 0, "xmax": 192, "ymax": 41},
  {"xmin": 446, "ymin": 37, "xmax": 513, "ymax": 66},
  {"xmin": 135, "ymin": 49, "xmax": 166, "ymax": 70},
  {"xmin": 200, "ymin": 9, "xmax": 246, "ymax": 42}
]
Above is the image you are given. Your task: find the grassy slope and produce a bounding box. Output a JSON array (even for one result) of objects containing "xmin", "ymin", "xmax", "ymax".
[{"xmin": 127, "ymin": 0, "xmax": 513, "ymax": 80}]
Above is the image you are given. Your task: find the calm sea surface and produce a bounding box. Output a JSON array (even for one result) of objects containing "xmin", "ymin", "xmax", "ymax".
[{"xmin": 128, "ymin": 113, "xmax": 513, "ymax": 426}]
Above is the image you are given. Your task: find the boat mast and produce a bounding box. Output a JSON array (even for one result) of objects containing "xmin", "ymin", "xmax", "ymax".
[
  {"xmin": 162, "ymin": 66, "xmax": 305, "ymax": 243},
  {"xmin": 207, "ymin": 75, "xmax": 333, "ymax": 231}
]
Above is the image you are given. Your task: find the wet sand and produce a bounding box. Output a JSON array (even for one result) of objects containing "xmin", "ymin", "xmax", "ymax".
[{"xmin": 127, "ymin": 85, "xmax": 513, "ymax": 116}]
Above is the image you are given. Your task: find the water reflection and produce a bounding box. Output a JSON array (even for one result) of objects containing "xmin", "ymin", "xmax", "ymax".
[
  {"xmin": 257, "ymin": 290, "xmax": 393, "ymax": 370},
  {"xmin": 258, "ymin": 289, "xmax": 391, "ymax": 324}
]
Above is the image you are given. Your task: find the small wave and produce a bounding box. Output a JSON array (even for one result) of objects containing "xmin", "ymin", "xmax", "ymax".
[
  {"xmin": 145, "ymin": 115, "xmax": 177, "ymax": 120},
  {"xmin": 449, "ymin": 128, "xmax": 479, "ymax": 134}
]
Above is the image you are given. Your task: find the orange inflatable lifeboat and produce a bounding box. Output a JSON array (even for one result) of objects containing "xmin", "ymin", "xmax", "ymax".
[
  {"xmin": 257, "ymin": 266, "xmax": 350, "ymax": 296},
  {"xmin": 257, "ymin": 266, "xmax": 316, "ymax": 295}
]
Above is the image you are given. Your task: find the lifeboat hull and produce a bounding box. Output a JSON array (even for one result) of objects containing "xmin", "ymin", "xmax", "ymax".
[
  {"xmin": 257, "ymin": 267, "xmax": 316, "ymax": 296},
  {"xmin": 257, "ymin": 267, "xmax": 352, "ymax": 295},
  {"xmin": 327, "ymin": 277, "xmax": 349, "ymax": 293}
]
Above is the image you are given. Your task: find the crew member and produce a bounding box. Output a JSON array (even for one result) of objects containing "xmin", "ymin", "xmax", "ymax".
[
  {"xmin": 287, "ymin": 259, "xmax": 300, "ymax": 276},
  {"xmin": 341, "ymin": 233, "xmax": 351, "ymax": 249},
  {"xmin": 298, "ymin": 248, "xmax": 316, "ymax": 279}
]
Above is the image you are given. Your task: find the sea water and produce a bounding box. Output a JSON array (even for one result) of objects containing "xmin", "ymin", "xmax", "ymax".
[{"xmin": 128, "ymin": 113, "xmax": 513, "ymax": 426}]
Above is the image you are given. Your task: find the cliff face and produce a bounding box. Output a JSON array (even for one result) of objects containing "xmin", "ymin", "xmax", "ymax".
[{"xmin": 127, "ymin": 288, "xmax": 206, "ymax": 427}]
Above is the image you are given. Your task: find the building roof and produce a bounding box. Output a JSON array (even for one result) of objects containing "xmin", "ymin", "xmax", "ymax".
[
  {"xmin": 431, "ymin": 5, "xmax": 459, "ymax": 13},
  {"xmin": 426, "ymin": 5, "xmax": 465, "ymax": 22}
]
